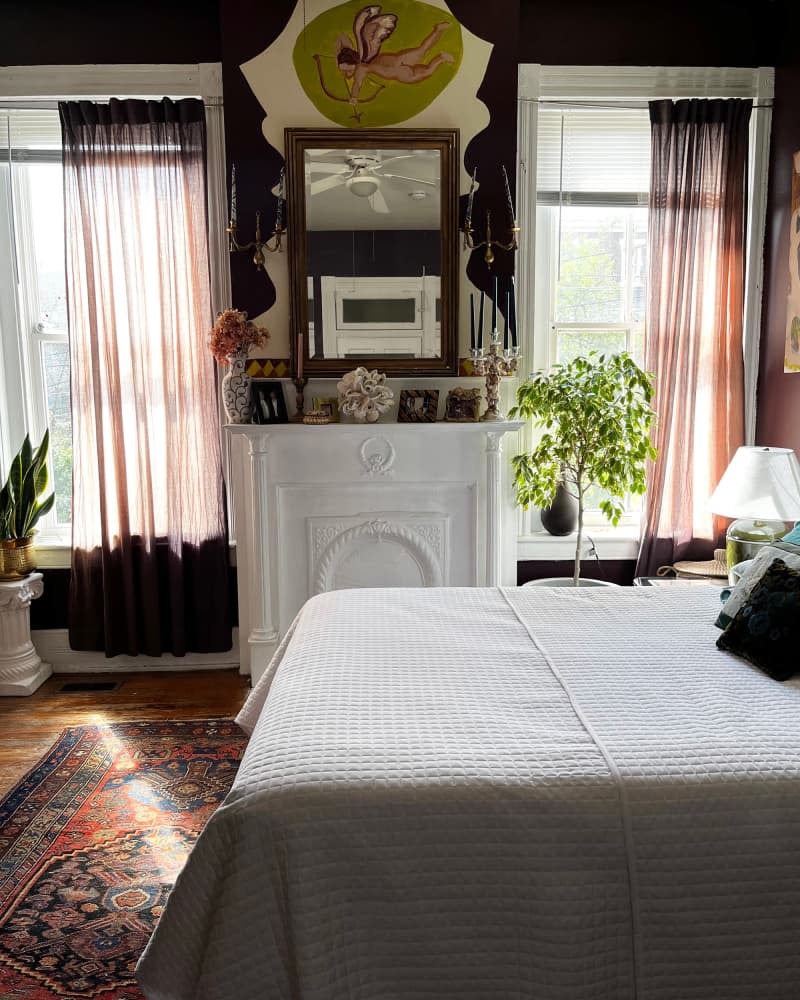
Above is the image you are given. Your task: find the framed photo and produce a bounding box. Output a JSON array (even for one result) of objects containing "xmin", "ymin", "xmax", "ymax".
[
  {"xmin": 312, "ymin": 396, "xmax": 340, "ymax": 422},
  {"xmin": 251, "ymin": 381, "xmax": 289, "ymax": 424},
  {"xmin": 444, "ymin": 387, "xmax": 481, "ymax": 422},
  {"xmin": 397, "ymin": 389, "xmax": 439, "ymax": 423}
]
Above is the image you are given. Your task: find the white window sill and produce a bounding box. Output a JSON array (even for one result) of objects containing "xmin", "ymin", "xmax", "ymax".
[
  {"xmin": 31, "ymin": 535, "xmax": 71, "ymax": 569},
  {"xmin": 518, "ymin": 526, "xmax": 640, "ymax": 562}
]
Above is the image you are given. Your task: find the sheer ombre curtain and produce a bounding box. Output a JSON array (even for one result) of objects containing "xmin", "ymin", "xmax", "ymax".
[
  {"xmin": 60, "ymin": 99, "xmax": 231, "ymax": 656},
  {"xmin": 636, "ymin": 99, "xmax": 752, "ymax": 576}
]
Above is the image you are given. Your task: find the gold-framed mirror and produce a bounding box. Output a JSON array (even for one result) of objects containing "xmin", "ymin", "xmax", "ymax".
[{"xmin": 285, "ymin": 127, "xmax": 459, "ymax": 377}]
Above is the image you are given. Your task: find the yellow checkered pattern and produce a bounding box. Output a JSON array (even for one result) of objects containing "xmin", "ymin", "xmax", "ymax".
[{"xmin": 246, "ymin": 358, "xmax": 290, "ymax": 379}]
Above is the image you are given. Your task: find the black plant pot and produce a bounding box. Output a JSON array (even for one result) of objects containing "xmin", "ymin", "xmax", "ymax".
[{"xmin": 540, "ymin": 482, "xmax": 578, "ymax": 536}]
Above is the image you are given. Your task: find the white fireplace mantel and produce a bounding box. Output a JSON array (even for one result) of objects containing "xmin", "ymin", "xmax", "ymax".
[{"xmin": 227, "ymin": 421, "xmax": 522, "ymax": 683}]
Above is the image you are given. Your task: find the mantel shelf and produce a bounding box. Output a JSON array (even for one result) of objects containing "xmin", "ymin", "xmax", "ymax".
[{"xmin": 226, "ymin": 421, "xmax": 524, "ymax": 435}]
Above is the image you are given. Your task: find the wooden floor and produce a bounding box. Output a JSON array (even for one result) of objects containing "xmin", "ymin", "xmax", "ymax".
[{"xmin": 0, "ymin": 670, "xmax": 251, "ymax": 798}]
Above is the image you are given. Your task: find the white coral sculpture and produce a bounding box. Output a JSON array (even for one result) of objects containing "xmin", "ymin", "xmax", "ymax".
[{"xmin": 337, "ymin": 367, "xmax": 394, "ymax": 423}]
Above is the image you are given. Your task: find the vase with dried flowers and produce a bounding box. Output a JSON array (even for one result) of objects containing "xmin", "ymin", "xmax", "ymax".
[{"xmin": 210, "ymin": 309, "xmax": 269, "ymax": 423}]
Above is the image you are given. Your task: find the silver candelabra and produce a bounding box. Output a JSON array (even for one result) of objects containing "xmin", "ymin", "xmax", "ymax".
[{"xmin": 471, "ymin": 334, "xmax": 521, "ymax": 421}]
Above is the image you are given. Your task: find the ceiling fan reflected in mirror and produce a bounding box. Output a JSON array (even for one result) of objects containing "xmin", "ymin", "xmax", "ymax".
[{"xmin": 306, "ymin": 151, "xmax": 438, "ymax": 214}]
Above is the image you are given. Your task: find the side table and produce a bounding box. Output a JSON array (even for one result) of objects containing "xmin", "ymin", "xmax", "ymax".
[{"xmin": 0, "ymin": 573, "xmax": 52, "ymax": 696}]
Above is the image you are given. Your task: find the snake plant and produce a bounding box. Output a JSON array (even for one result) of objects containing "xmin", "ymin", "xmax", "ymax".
[{"xmin": 0, "ymin": 431, "xmax": 56, "ymax": 540}]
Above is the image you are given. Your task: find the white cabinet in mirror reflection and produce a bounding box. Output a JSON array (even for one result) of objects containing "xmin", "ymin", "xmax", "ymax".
[{"xmin": 319, "ymin": 276, "xmax": 441, "ymax": 359}]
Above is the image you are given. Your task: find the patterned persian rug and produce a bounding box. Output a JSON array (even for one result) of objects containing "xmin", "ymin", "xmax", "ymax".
[{"xmin": 0, "ymin": 719, "xmax": 247, "ymax": 999}]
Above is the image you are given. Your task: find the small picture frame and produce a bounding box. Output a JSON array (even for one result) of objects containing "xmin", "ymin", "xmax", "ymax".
[
  {"xmin": 397, "ymin": 389, "xmax": 439, "ymax": 423},
  {"xmin": 312, "ymin": 396, "xmax": 340, "ymax": 422},
  {"xmin": 444, "ymin": 387, "xmax": 481, "ymax": 422},
  {"xmin": 251, "ymin": 381, "xmax": 289, "ymax": 424}
]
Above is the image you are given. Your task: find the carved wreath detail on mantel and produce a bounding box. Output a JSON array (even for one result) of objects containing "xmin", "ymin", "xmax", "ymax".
[{"xmin": 359, "ymin": 436, "xmax": 396, "ymax": 478}]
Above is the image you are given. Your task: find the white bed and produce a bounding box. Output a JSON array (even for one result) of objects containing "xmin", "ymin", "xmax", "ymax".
[{"xmin": 137, "ymin": 585, "xmax": 800, "ymax": 999}]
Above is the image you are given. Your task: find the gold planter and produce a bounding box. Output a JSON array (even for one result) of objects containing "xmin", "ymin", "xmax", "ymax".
[{"xmin": 0, "ymin": 537, "xmax": 36, "ymax": 580}]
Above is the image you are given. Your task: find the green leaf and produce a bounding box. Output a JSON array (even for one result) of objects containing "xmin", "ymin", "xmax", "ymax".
[
  {"xmin": 1, "ymin": 431, "xmax": 56, "ymax": 540},
  {"xmin": 22, "ymin": 492, "xmax": 55, "ymax": 536}
]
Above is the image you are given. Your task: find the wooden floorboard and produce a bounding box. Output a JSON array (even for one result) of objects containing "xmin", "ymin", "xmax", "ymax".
[{"xmin": 0, "ymin": 669, "xmax": 251, "ymax": 797}]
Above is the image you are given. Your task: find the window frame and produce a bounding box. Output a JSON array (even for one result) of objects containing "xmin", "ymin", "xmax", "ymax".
[
  {"xmin": 535, "ymin": 199, "xmax": 648, "ymax": 369},
  {"xmin": 0, "ymin": 63, "xmax": 229, "ymax": 565},
  {"xmin": 515, "ymin": 64, "xmax": 775, "ymax": 554},
  {"xmin": 7, "ymin": 158, "xmax": 71, "ymax": 529}
]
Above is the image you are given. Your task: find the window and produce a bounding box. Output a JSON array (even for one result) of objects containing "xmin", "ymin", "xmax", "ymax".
[
  {"xmin": 515, "ymin": 65, "xmax": 774, "ymax": 550},
  {"xmin": 531, "ymin": 106, "xmax": 651, "ymax": 521},
  {"xmin": 0, "ymin": 65, "xmax": 229, "ymax": 560},
  {"xmin": 0, "ymin": 109, "xmax": 71, "ymax": 533},
  {"xmin": 534, "ymin": 107, "xmax": 651, "ymax": 369}
]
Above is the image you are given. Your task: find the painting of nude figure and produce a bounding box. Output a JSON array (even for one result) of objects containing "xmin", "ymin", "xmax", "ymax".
[
  {"xmin": 786, "ymin": 151, "xmax": 800, "ymax": 372},
  {"xmin": 294, "ymin": 0, "xmax": 462, "ymax": 128}
]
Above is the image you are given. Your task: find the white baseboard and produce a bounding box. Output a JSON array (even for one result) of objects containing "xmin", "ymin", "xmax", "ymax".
[{"xmin": 31, "ymin": 628, "xmax": 242, "ymax": 674}]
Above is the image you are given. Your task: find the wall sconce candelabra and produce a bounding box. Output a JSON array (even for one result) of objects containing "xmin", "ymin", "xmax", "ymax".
[
  {"xmin": 461, "ymin": 165, "xmax": 520, "ymax": 267},
  {"xmin": 227, "ymin": 164, "xmax": 286, "ymax": 274}
]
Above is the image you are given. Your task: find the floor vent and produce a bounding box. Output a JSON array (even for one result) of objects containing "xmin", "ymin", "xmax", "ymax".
[{"xmin": 59, "ymin": 682, "xmax": 121, "ymax": 693}]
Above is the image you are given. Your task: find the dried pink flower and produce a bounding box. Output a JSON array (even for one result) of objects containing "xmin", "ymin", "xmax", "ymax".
[{"xmin": 209, "ymin": 308, "xmax": 269, "ymax": 365}]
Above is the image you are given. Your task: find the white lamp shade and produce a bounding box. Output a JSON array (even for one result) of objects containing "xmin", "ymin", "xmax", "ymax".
[{"xmin": 708, "ymin": 446, "xmax": 800, "ymax": 520}]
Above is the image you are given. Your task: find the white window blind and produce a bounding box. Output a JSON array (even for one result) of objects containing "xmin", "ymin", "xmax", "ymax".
[
  {"xmin": 536, "ymin": 107, "xmax": 651, "ymax": 202},
  {"xmin": 0, "ymin": 108, "xmax": 62, "ymax": 158}
]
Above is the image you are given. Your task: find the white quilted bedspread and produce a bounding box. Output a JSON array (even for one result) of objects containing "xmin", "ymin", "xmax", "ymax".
[{"xmin": 136, "ymin": 586, "xmax": 800, "ymax": 999}]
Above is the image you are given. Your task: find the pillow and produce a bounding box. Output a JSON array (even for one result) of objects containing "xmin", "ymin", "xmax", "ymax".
[
  {"xmin": 716, "ymin": 559, "xmax": 800, "ymax": 681},
  {"xmin": 715, "ymin": 541, "xmax": 800, "ymax": 629},
  {"xmin": 781, "ymin": 522, "xmax": 800, "ymax": 546}
]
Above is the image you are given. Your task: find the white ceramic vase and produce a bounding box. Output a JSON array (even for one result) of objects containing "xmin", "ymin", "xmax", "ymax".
[{"xmin": 222, "ymin": 353, "xmax": 252, "ymax": 424}]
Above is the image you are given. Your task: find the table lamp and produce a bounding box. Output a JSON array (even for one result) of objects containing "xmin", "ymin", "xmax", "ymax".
[{"xmin": 708, "ymin": 446, "xmax": 800, "ymax": 571}]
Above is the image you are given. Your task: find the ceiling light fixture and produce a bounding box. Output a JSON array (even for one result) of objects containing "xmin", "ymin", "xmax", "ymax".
[{"xmin": 347, "ymin": 175, "xmax": 379, "ymax": 198}]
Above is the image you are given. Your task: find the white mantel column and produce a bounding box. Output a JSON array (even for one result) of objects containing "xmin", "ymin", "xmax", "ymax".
[
  {"xmin": 0, "ymin": 573, "xmax": 52, "ymax": 696},
  {"xmin": 248, "ymin": 434, "xmax": 280, "ymax": 679},
  {"xmin": 484, "ymin": 430, "xmax": 505, "ymax": 587}
]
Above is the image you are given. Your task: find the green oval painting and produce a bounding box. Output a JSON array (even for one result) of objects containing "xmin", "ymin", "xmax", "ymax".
[{"xmin": 293, "ymin": 0, "xmax": 463, "ymax": 128}]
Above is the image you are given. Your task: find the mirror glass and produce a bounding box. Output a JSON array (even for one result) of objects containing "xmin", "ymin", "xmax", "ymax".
[{"xmin": 286, "ymin": 129, "xmax": 458, "ymax": 377}]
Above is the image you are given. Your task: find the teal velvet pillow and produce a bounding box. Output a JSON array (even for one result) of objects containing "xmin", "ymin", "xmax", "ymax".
[
  {"xmin": 781, "ymin": 522, "xmax": 800, "ymax": 546},
  {"xmin": 717, "ymin": 559, "xmax": 800, "ymax": 681}
]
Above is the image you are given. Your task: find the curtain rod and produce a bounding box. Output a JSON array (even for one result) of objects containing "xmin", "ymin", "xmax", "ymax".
[
  {"xmin": 520, "ymin": 98, "xmax": 773, "ymax": 110},
  {"xmin": 0, "ymin": 98, "xmax": 219, "ymax": 110}
]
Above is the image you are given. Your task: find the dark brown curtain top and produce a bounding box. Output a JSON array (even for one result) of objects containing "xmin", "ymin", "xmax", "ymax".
[
  {"xmin": 59, "ymin": 97, "xmax": 205, "ymax": 135},
  {"xmin": 649, "ymin": 98, "xmax": 753, "ymax": 129}
]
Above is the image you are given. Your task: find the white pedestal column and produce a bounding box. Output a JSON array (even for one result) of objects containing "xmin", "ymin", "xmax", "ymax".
[{"xmin": 0, "ymin": 573, "xmax": 52, "ymax": 696}]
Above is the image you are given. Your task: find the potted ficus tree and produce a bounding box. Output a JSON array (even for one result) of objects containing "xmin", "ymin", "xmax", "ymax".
[
  {"xmin": 509, "ymin": 352, "xmax": 656, "ymax": 586},
  {"xmin": 0, "ymin": 431, "xmax": 55, "ymax": 579}
]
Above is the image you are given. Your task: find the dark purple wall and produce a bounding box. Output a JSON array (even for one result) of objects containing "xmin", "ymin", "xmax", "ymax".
[
  {"xmin": 518, "ymin": 0, "xmax": 780, "ymax": 67},
  {"xmin": 308, "ymin": 230, "xmax": 441, "ymax": 278},
  {"xmin": 518, "ymin": 560, "xmax": 635, "ymax": 586},
  {"xmin": 756, "ymin": 61, "xmax": 800, "ymax": 452},
  {"xmin": 0, "ymin": 0, "xmax": 221, "ymax": 64}
]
